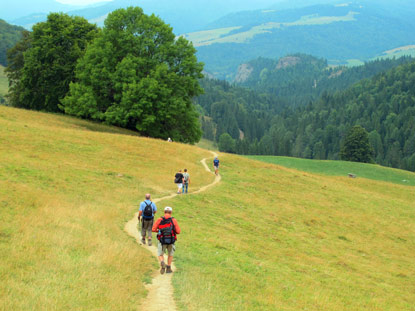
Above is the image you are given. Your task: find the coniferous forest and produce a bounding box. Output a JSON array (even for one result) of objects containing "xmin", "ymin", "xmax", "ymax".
[{"xmin": 196, "ymin": 57, "xmax": 415, "ymax": 172}]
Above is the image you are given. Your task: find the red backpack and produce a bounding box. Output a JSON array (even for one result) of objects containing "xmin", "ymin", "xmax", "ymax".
[{"xmin": 157, "ymin": 217, "xmax": 177, "ymax": 245}]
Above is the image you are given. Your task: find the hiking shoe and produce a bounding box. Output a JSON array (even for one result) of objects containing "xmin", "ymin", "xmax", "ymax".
[
  {"xmin": 141, "ymin": 238, "xmax": 146, "ymax": 245},
  {"xmin": 166, "ymin": 265, "xmax": 172, "ymax": 274},
  {"xmin": 160, "ymin": 261, "xmax": 166, "ymax": 274},
  {"xmin": 148, "ymin": 239, "xmax": 152, "ymax": 246}
]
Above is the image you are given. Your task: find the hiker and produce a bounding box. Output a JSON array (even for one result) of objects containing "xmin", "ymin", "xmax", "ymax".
[
  {"xmin": 182, "ymin": 168, "xmax": 190, "ymax": 194},
  {"xmin": 152, "ymin": 206, "xmax": 181, "ymax": 274},
  {"xmin": 167, "ymin": 137, "xmax": 172, "ymax": 142},
  {"xmin": 174, "ymin": 169, "xmax": 184, "ymax": 194},
  {"xmin": 213, "ymin": 157, "xmax": 220, "ymax": 175},
  {"xmin": 138, "ymin": 193, "xmax": 157, "ymax": 246}
]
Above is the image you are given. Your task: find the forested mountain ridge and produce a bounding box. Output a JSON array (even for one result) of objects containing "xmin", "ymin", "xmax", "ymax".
[
  {"xmin": 0, "ymin": 19, "xmax": 24, "ymax": 66},
  {"xmin": 236, "ymin": 54, "xmax": 414, "ymax": 108},
  {"xmin": 197, "ymin": 57, "xmax": 415, "ymax": 171},
  {"xmin": 251, "ymin": 60, "xmax": 415, "ymax": 171}
]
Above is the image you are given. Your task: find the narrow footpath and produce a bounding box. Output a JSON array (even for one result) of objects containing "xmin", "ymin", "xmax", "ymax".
[{"xmin": 124, "ymin": 151, "xmax": 221, "ymax": 311}]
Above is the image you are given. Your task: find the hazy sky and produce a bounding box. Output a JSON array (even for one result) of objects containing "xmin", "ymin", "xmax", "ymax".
[{"xmin": 56, "ymin": 0, "xmax": 112, "ymax": 5}]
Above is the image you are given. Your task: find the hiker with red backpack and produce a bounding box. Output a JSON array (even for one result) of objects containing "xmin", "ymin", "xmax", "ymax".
[
  {"xmin": 152, "ymin": 206, "xmax": 181, "ymax": 274},
  {"xmin": 138, "ymin": 193, "xmax": 157, "ymax": 246}
]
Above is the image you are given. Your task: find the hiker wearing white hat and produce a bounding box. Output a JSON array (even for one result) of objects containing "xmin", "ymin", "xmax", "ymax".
[{"xmin": 152, "ymin": 206, "xmax": 181, "ymax": 274}]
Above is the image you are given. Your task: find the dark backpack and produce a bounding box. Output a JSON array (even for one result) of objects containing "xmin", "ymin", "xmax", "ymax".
[
  {"xmin": 158, "ymin": 217, "xmax": 176, "ymax": 245},
  {"xmin": 174, "ymin": 173, "xmax": 182, "ymax": 184},
  {"xmin": 143, "ymin": 202, "xmax": 153, "ymax": 219}
]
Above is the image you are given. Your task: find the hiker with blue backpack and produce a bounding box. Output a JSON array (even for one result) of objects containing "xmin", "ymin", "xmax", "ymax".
[
  {"xmin": 213, "ymin": 157, "xmax": 220, "ymax": 175},
  {"xmin": 138, "ymin": 193, "xmax": 157, "ymax": 246},
  {"xmin": 152, "ymin": 206, "xmax": 181, "ymax": 274}
]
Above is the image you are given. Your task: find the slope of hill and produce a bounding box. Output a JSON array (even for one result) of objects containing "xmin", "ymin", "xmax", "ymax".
[
  {"xmin": 247, "ymin": 156, "xmax": 415, "ymax": 186},
  {"xmin": 0, "ymin": 106, "xmax": 213, "ymax": 309},
  {"xmin": 1, "ymin": 106, "xmax": 414, "ymax": 310},
  {"xmin": 190, "ymin": 2, "xmax": 415, "ymax": 78},
  {"xmin": 0, "ymin": 19, "xmax": 24, "ymax": 66},
  {"xmin": 164, "ymin": 152, "xmax": 415, "ymax": 310}
]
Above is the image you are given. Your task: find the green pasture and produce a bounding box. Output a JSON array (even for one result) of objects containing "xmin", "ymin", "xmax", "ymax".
[{"xmin": 247, "ymin": 156, "xmax": 415, "ymax": 186}]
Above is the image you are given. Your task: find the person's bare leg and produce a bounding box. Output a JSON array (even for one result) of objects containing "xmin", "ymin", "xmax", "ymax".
[{"xmin": 158, "ymin": 255, "xmax": 164, "ymax": 263}]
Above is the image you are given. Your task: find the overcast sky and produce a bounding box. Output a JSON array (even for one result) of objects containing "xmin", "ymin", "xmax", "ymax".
[{"xmin": 56, "ymin": 0, "xmax": 112, "ymax": 5}]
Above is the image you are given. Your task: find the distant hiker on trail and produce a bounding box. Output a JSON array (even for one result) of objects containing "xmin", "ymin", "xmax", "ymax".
[
  {"xmin": 167, "ymin": 137, "xmax": 172, "ymax": 142},
  {"xmin": 182, "ymin": 168, "xmax": 190, "ymax": 194},
  {"xmin": 174, "ymin": 170, "xmax": 184, "ymax": 194},
  {"xmin": 152, "ymin": 206, "xmax": 181, "ymax": 274},
  {"xmin": 138, "ymin": 194, "xmax": 157, "ymax": 246},
  {"xmin": 213, "ymin": 157, "xmax": 220, "ymax": 175}
]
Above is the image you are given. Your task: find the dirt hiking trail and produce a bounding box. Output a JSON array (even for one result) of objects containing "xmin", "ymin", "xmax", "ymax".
[{"xmin": 124, "ymin": 151, "xmax": 220, "ymax": 311}]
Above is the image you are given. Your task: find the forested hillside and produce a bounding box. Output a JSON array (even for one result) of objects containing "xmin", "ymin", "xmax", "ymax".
[
  {"xmin": 237, "ymin": 54, "xmax": 414, "ymax": 107},
  {"xmin": 247, "ymin": 61, "xmax": 415, "ymax": 171},
  {"xmin": 0, "ymin": 19, "xmax": 24, "ymax": 66},
  {"xmin": 195, "ymin": 79, "xmax": 279, "ymax": 143},
  {"xmin": 199, "ymin": 58, "xmax": 415, "ymax": 171}
]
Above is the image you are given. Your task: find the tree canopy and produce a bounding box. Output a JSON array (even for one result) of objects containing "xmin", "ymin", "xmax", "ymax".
[
  {"xmin": 6, "ymin": 13, "xmax": 98, "ymax": 111},
  {"xmin": 340, "ymin": 125, "xmax": 373, "ymax": 163},
  {"xmin": 62, "ymin": 7, "xmax": 204, "ymax": 143}
]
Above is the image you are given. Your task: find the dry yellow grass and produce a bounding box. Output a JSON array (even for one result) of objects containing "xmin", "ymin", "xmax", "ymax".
[
  {"xmin": 1, "ymin": 106, "xmax": 414, "ymax": 310},
  {"xmin": 0, "ymin": 106, "xmax": 213, "ymax": 310}
]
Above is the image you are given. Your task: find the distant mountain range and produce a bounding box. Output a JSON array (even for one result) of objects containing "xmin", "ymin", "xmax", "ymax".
[
  {"xmin": 191, "ymin": 1, "xmax": 415, "ymax": 79},
  {"xmin": 3, "ymin": 0, "xmax": 415, "ymax": 79},
  {"xmin": 4, "ymin": 0, "xmax": 283, "ymax": 34}
]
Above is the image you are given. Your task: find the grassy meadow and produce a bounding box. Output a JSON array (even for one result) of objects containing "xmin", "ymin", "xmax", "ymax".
[
  {"xmin": 247, "ymin": 156, "xmax": 415, "ymax": 186},
  {"xmin": 1, "ymin": 106, "xmax": 414, "ymax": 310},
  {"xmin": 0, "ymin": 106, "xmax": 213, "ymax": 310},
  {"xmin": 163, "ymin": 154, "xmax": 415, "ymax": 310}
]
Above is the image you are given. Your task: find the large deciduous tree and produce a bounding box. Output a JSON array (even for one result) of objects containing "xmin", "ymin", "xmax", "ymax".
[
  {"xmin": 62, "ymin": 7, "xmax": 204, "ymax": 143},
  {"xmin": 340, "ymin": 125, "xmax": 374, "ymax": 163},
  {"xmin": 6, "ymin": 13, "xmax": 98, "ymax": 111}
]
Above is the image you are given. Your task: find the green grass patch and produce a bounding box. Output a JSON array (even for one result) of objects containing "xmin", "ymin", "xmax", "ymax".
[{"xmin": 246, "ymin": 156, "xmax": 415, "ymax": 186}]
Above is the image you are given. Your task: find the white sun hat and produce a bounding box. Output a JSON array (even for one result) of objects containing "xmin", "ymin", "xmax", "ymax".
[{"xmin": 164, "ymin": 206, "xmax": 173, "ymax": 212}]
